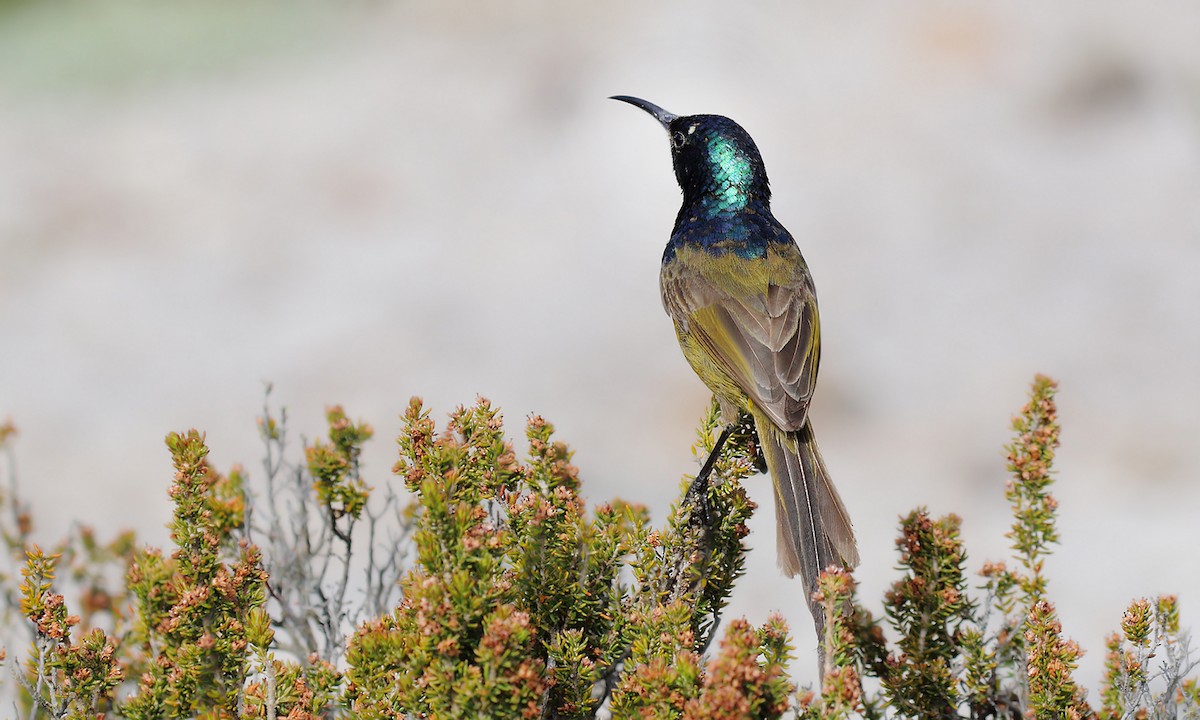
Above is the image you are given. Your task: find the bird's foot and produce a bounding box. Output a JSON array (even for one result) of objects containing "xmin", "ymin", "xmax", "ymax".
[
  {"xmin": 684, "ymin": 472, "xmax": 713, "ymax": 528},
  {"xmin": 685, "ymin": 423, "xmax": 736, "ymax": 528}
]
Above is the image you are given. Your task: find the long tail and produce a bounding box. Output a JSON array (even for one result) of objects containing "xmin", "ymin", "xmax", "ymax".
[{"xmin": 755, "ymin": 412, "xmax": 858, "ymax": 638}]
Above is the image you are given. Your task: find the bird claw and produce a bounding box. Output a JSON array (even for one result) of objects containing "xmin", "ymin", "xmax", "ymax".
[
  {"xmin": 684, "ymin": 472, "xmax": 713, "ymax": 528},
  {"xmin": 685, "ymin": 422, "xmax": 736, "ymax": 529}
]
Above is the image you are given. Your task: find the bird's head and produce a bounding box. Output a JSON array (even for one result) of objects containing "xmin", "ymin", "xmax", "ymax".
[{"xmin": 611, "ymin": 95, "xmax": 771, "ymax": 213}]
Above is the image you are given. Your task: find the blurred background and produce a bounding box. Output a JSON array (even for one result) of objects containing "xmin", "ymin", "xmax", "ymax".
[{"xmin": 2, "ymin": 0, "xmax": 1198, "ymax": 687}]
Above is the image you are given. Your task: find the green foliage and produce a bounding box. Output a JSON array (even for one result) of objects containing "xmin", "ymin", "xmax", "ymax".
[
  {"xmin": 879, "ymin": 512, "xmax": 972, "ymax": 717},
  {"xmin": 306, "ymin": 406, "xmax": 373, "ymax": 522},
  {"xmin": 121, "ymin": 430, "xmax": 268, "ymax": 720},
  {"xmin": 1099, "ymin": 595, "xmax": 1200, "ymax": 720},
  {"xmin": 796, "ymin": 376, "xmax": 1199, "ymax": 720},
  {"xmin": 344, "ymin": 396, "xmax": 769, "ymax": 719},
  {"xmin": 1004, "ymin": 373, "xmax": 1061, "ymax": 605},
  {"xmin": 18, "ymin": 545, "xmax": 123, "ymax": 719},
  {"xmin": 0, "ymin": 376, "xmax": 1197, "ymax": 719},
  {"xmin": 1025, "ymin": 599, "xmax": 1090, "ymax": 718}
]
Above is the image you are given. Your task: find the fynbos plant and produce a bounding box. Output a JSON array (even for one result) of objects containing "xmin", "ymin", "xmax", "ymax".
[
  {"xmin": 0, "ymin": 376, "xmax": 1196, "ymax": 719},
  {"xmin": 797, "ymin": 375, "xmax": 1198, "ymax": 720},
  {"xmin": 343, "ymin": 396, "xmax": 774, "ymax": 719}
]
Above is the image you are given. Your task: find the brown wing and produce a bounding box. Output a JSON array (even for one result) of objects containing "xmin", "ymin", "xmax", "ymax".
[{"xmin": 660, "ymin": 243, "xmax": 820, "ymax": 432}]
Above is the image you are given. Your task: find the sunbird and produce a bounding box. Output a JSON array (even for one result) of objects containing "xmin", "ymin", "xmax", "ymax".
[{"xmin": 612, "ymin": 95, "xmax": 858, "ymax": 642}]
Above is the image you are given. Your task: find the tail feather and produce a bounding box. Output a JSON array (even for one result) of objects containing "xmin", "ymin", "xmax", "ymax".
[{"xmin": 756, "ymin": 413, "xmax": 857, "ymax": 619}]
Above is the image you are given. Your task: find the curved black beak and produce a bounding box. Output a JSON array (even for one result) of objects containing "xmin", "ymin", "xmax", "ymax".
[{"xmin": 610, "ymin": 95, "xmax": 678, "ymax": 128}]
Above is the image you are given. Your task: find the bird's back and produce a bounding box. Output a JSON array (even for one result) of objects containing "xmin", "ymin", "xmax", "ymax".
[{"xmin": 659, "ymin": 216, "xmax": 821, "ymax": 432}]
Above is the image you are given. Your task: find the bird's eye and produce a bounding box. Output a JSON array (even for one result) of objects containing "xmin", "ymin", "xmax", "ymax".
[{"xmin": 670, "ymin": 131, "xmax": 686, "ymax": 149}]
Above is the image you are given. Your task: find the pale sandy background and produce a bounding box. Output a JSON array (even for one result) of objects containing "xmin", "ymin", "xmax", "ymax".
[{"xmin": 2, "ymin": 0, "xmax": 1198, "ymax": 690}]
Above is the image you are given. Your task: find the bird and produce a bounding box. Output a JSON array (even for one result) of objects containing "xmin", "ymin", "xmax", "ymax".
[{"xmin": 611, "ymin": 95, "xmax": 858, "ymax": 650}]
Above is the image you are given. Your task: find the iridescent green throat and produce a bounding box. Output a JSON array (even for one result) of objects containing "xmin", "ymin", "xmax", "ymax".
[{"xmin": 702, "ymin": 135, "xmax": 755, "ymax": 215}]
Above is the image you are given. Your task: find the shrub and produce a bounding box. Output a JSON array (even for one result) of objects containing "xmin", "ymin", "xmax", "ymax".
[{"xmin": 0, "ymin": 376, "xmax": 1195, "ymax": 718}]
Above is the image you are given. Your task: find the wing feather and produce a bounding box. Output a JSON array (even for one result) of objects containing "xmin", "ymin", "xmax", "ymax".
[{"xmin": 660, "ymin": 244, "xmax": 820, "ymax": 432}]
